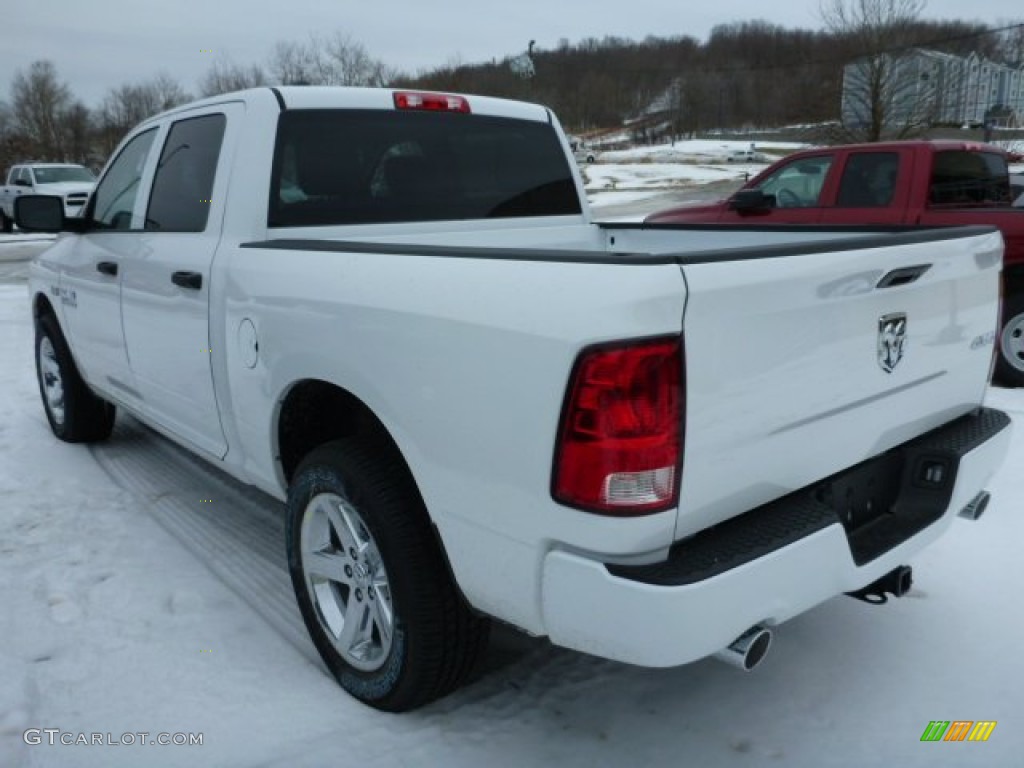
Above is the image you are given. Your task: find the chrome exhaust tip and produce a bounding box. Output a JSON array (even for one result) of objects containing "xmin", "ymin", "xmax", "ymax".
[
  {"xmin": 958, "ymin": 491, "xmax": 990, "ymax": 521},
  {"xmin": 713, "ymin": 625, "xmax": 772, "ymax": 671}
]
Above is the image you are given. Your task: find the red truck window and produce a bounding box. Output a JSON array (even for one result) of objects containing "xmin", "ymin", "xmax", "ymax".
[
  {"xmin": 929, "ymin": 150, "xmax": 1011, "ymax": 206},
  {"xmin": 836, "ymin": 153, "xmax": 898, "ymax": 208},
  {"xmin": 756, "ymin": 155, "xmax": 833, "ymax": 208}
]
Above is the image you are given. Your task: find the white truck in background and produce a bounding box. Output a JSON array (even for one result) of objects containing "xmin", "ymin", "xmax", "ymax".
[
  {"xmin": 568, "ymin": 134, "xmax": 596, "ymax": 163},
  {"xmin": 14, "ymin": 86, "xmax": 1011, "ymax": 712},
  {"xmin": 0, "ymin": 162, "xmax": 96, "ymax": 231}
]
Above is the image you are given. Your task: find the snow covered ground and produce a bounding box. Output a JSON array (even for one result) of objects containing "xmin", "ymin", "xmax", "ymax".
[
  {"xmin": 596, "ymin": 139, "xmax": 808, "ymax": 163},
  {"xmin": 584, "ymin": 162, "xmax": 755, "ymax": 204},
  {"xmin": 1, "ymin": 180, "xmax": 1022, "ymax": 767},
  {"xmin": 582, "ymin": 138, "xmax": 804, "ymax": 212}
]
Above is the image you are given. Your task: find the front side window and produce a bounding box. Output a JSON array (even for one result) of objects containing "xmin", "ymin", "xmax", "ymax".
[
  {"xmin": 755, "ymin": 155, "xmax": 833, "ymax": 208},
  {"xmin": 146, "ymin": 114, "xmax": 226, "ymax": 232},
  {"xmin": 268, "ymin": 109, "xmax": 581, "ymax": 227},
  {"xmin": 90, "ymin": 128, "xmax": 158, "ymax": 230}
]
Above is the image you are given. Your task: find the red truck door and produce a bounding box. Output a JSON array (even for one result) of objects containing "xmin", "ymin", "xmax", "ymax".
[{"xmin": 830, "ymin": 148, "xmax": 915, "ymax": 225}]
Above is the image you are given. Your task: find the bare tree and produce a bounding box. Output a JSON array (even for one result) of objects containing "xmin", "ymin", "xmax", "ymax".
[
  {"xmin": 822, "ymin": 0, "xmax": 928, "ymax": 140},
  {"xmin": 269, "ymin": 40, "xmax": 318, "ymax": 85},
  {"xmin": 199, "ymin": 59, "xmax": 267, "ymax": 97},
  {"xmin": 11, "ymin": 60, "xmax": 74, "ymax": 160},
  {"xmin": 62, "ymin": 102, "xmax": 93, "ymax": 165},
  {"xmin": 822, "ymin": 0, "xmax": 928, "ymax": 56},
  {"xmin": 992, "ymin": 19, "xmax": 1024, "ymax": 65},
  {"xmin": 0, "ymin": 101, "xmax": 12, "ymax": 145},
  {"xmin": 0, "ymin": 101, "xmax": 19, "ymax": 172},
  {"xmin": 97, "ymin": 73, "xmax": 190, "ymax": 154},
  {"xmin": 268, "ymin": 33, "xmax": 396, "ymax": 87},
  {"xmin": 324, "ymin": 33, "xmax": 396, "ymax": 86},
  {"xmin": 150, "ymin": 73, "xmax": 191, "ymax": 110}
]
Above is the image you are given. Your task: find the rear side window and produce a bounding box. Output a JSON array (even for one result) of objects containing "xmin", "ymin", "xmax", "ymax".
[
  {"xmin": 836, "ymin": 152, "xmax": 898, "ymax": 207},
  {"xmin": 268, "ymin": 109, "xmax": 581, "ymax": 227},
  {"xmin": 929, "ymin": 151, "xmax": 1010, "ymax": 205},
  {"xmin": 146, "ymin": 114, "xmax": 226, "ymax": 231}
]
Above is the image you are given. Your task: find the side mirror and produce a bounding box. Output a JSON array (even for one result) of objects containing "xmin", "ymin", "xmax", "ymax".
[
  {"xmin": 14, "ymin": 195, "xmax": 78, "ymax": 233},
  {"xmin": 14, "ymin": 178, "xmax": 32, "ymax": 188},
  {"xmin": 729, "ymin": 188, "xmax": 773, "ymax": 212}
]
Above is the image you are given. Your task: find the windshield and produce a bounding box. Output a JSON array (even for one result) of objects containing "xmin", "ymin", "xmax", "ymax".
[{"xmin": 32, "ymin": 166, "xmax": 96, "ymax": 184}]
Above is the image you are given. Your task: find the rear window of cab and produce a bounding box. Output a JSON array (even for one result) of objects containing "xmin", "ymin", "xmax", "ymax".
[{"xmin": 268, "ymin": 109, "xmax": 581, "ymax": 228}]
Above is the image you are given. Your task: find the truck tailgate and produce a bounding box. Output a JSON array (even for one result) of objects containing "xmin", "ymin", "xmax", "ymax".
[{"xmin": 673, "ymin": 228, "xmax": 1003, "ymax": 540}]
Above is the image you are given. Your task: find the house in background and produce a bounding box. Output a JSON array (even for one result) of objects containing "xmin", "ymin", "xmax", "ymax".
[{"xmin": 841, "ymin": 48, "xmax": 1024, "ymax": 132}]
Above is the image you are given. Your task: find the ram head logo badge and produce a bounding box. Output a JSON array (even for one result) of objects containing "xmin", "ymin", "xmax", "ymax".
[{"xmin": 878, "ymin": 313, "xmax": 907, "ymax": 373}]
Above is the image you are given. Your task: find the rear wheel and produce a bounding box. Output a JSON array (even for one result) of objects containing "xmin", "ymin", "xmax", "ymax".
[
  {"xmin": 286, "ymin": 439, "xmax": 489, "ymax": 711},
  {"xmin": 34, "ymin": 313, "xmax": 115, "ymax": 442},
  {"xmin": 995, "ymin": 292, "xmax": 1024, "ymax": 387}
]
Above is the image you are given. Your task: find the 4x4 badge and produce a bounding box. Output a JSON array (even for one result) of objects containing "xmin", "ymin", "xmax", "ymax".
[{"xmin": 878, "ymin": 313, "xmax": 907, "ymax": 373}]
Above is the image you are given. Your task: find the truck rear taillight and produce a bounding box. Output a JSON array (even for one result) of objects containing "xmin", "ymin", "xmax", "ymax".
[
  {"xmin": 553, "ymin": 337, "xmax": 683, "ymax": 515},
  {"xmin": 393, "ymin": 91, "xmax": 470, "ymax": 113}
]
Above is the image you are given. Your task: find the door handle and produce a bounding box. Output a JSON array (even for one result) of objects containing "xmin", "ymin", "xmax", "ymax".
[
  {"xmin": 171, "ymin": 271, "xmax": 203, "ymax": 290},
  {"xmin": 96, "ymin": 261, "xmax": 118, "ymax": 276},
  {"xmin": 876, "ymin": 264, "xmax": 930, "ymax": 289}
]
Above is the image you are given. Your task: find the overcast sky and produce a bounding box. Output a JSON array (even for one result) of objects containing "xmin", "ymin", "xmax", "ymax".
[{"xmin": 2, "ymin": 0, "xmax": 1021, "ymax": 107}]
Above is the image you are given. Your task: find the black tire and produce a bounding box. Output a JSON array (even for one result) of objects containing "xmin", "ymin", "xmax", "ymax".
[
  {"xmin": 994, "ymin": 292, "xmax": 1024, "ymax": 387},
  {"xmin": 286, "ymin": 439, "xmax": 490, "ymax": 711},
  {"xmin": 34, "ymin": 313, "xmax": 116, "ymax": 442},
  {"xmin": 0, "ymin": 209, "xmax": 13, "ymax": 233}
]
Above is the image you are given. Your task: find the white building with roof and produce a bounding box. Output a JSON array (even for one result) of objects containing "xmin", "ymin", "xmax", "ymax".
[{"xmin": 842, "ymin": 48, "xmax": 1024, "ymax": 131}]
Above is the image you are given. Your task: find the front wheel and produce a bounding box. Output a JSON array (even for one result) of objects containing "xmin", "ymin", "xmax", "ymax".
[
  {"xmin": 286, "ymin": 440, "xmax": 489, "ymax": 711},
  {"xmin": 0, "ymin": 208, "xmax": 13, "ymax": 233},
  {"xmin": 35, "ymin": 314, "xmax": 115, "ymax": 442},
  {"xmin": 995, "ymin": 293, "xmax": 1024, "ymax": 387}
]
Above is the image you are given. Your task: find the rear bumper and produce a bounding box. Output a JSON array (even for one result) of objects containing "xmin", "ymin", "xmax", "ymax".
[{"xmin": 540, "ymin": 408, "xmax": 1011, "ymax": 667}]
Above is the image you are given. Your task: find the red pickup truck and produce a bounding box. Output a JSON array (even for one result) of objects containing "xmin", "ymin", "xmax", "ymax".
[{"xmin": 646, "ymin": 140, "xmax": 1024, "ymax": 386}]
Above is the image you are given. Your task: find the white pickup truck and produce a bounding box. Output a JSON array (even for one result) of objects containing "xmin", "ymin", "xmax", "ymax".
[
  {"xmin": 0, "ymin": 162, "xmax": 96, "ymax": 231},
  {"xmin": 15, "ymin": 86, "xmax": 1011, "ymax": 712}
]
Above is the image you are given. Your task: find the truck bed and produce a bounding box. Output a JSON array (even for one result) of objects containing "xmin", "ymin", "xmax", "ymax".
[{"xmin": 238, "ymin": 220, "xmax": 1004, "ymax": 546}]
